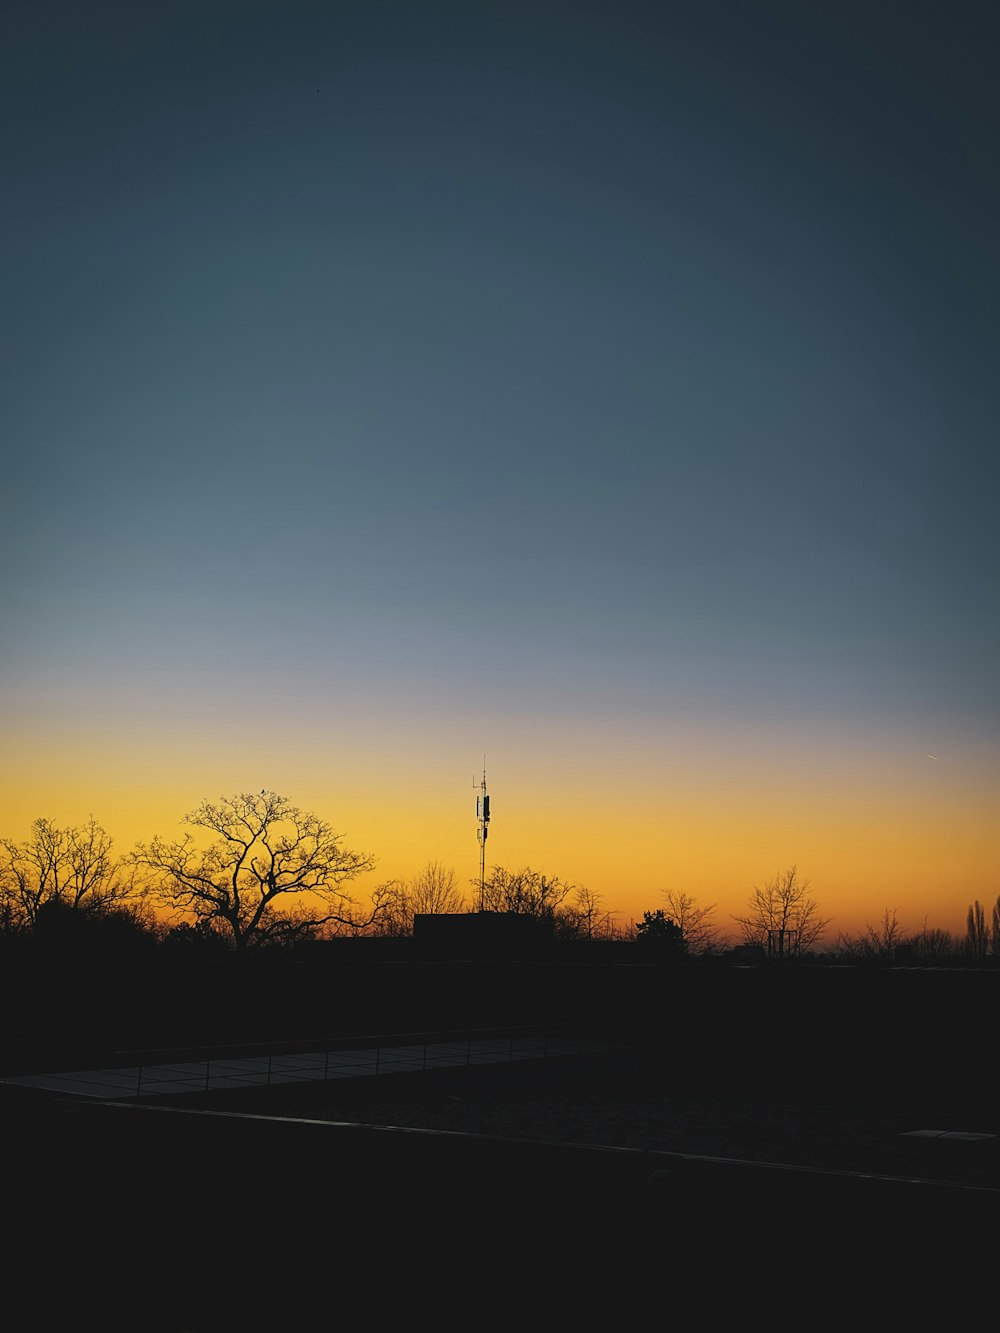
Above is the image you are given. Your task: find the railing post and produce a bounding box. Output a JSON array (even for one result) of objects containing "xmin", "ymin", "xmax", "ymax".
[
  {"xmin": 137, "ymin": 1065, "xmax": 143, "ymax": 1097},
  {"xmin": 205, "ymin": 1060, "xmax": 210, "ymax": 1091},
  {"xmin": 267, "ymin": 1055, "xmax": 272, "ymax": 1086}
]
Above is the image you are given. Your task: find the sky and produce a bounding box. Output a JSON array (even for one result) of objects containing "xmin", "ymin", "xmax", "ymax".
[{"xmin": 2, "ymin": 0, "xmax": 998, "ymax": 941}]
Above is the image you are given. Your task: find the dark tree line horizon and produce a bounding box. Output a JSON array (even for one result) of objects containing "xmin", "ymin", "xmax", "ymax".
[{"xmin": 1, "ymin": 790, "xmax": 996, "ymax": 968}]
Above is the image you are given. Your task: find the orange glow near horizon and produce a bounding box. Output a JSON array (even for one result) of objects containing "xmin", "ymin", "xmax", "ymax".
[{"xmin": 2, "ymin": 707, "xmax": 996, "ymax": 945}]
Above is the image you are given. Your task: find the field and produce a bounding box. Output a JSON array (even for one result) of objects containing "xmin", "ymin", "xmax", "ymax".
[{"xmin": 3, "ymin": 955, "xmax": 996, "ymax": 1327}]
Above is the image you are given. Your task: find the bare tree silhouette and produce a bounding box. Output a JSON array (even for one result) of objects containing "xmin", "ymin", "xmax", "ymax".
[
  {"xmin": 478, "ymin": 865, "xmax": 571, "ymax": 919},
  {"xmin": 909, "ymin": 918, "xmax": 961, "ymax": 965},
  {"xmin": 131, "ymin": 791, "xmax": 379, "ymax": 950},
  {"xmin": 556, "ymin": 884, "xmax": 621, "ymax": 940},
  {"xmin": 660, "ymin": 889, "xmax": 722, "ymax": 954},
  {"xmin": 732, "ymin": 866, "xmax": 829, "ymax": 960},
  {"xmin": 371, "ymin": 861, "xmax": 466, "ymax": 936},
  {"xmin": 835, "ymin": 908, "xmax": 907, "ymax": 964},
  {"xmin": 1, "ymin": 815, "xmax": 144, "ymax": 932}
]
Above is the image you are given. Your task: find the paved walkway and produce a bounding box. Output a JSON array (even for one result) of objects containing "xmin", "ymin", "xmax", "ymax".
[{"xmin": 2, "ymin": 1033, "xmax": 607, "ymax": 1100}]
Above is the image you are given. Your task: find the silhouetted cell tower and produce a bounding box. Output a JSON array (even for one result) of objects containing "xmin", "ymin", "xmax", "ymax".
[{"xmin": 474, "ymin": 759, "xmax": 490, "ymax": 911}]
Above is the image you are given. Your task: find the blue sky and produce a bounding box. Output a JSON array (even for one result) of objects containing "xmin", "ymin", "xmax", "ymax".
[{"xmin": 3, "ymin": 1, "xmax": 998, "ymax": 934}]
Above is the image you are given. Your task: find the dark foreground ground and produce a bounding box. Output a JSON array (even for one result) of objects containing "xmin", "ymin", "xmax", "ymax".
[{"xmin": 2, "ymin": 956, "xmax": 997, "ymax": 1328}]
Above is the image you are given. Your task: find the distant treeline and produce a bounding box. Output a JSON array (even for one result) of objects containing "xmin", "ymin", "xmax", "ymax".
[{"xmin": 2, "ymin": 795, "xmax": 996, "ymax": 968}]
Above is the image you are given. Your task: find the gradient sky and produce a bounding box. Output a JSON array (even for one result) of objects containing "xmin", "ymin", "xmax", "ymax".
[{"xmin": 3, "ymin": 0, "xmax": 998, "ymax": 941}]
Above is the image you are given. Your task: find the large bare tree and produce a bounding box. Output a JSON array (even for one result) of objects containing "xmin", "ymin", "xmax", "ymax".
[
  {"xmin": 732, "ymin": 866, "xmax": 829, "ymax": 960},
  {"xmin": 0, "ymin": 815, "xmax": 142, "ymax": 932},
  {"xmin": 131, "ymin": 791, "xmax": 379, "ymax": 950}
]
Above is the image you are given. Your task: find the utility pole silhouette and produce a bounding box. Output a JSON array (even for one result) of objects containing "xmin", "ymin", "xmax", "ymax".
[{"xmin": 474, "ymin": 760, "xmax": 490, "ymax": 911}]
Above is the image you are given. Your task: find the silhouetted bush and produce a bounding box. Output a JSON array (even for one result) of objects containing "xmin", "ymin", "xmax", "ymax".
[
  {"xmin": 633, "ymin": 909, "xmax": 685, "ymax": 958},
  {"xmin": 31, "ymin": 898, "xmax": 157, "ymax": 959},
  {"xmin": 158, "ymin": 919, "xmax": 232, "ymax": 958}
]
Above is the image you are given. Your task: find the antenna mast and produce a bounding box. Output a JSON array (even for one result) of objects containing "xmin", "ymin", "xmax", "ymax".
[{"xmin": 474, "ymin": 759, "xmax": 490, "ymax": 911}]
